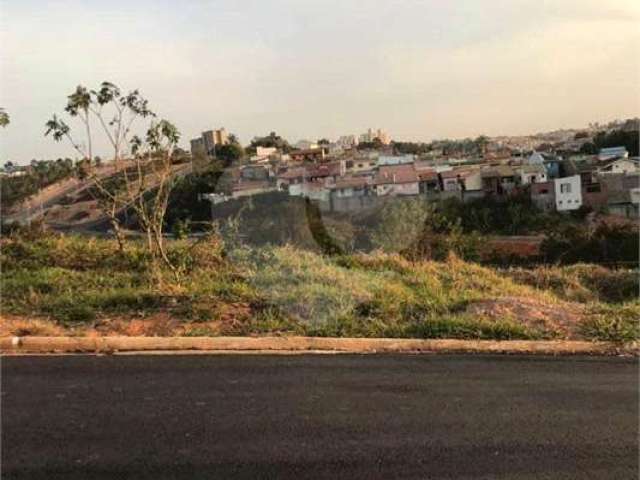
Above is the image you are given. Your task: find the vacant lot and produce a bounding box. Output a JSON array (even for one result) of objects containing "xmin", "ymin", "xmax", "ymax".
[{"xmin": 1, "ymin": 233, "xmax": 638, "ymax": 342}]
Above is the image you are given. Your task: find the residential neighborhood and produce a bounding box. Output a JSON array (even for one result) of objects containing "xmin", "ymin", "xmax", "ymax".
[{"xmin": 190, "ymin": 121, "xmax": 639, "ymax": 219}]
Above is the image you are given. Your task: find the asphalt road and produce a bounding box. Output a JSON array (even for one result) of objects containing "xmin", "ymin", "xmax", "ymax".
[{"xmin": 2, "ymin": 354, "xmax": 638, "ymax": 479}]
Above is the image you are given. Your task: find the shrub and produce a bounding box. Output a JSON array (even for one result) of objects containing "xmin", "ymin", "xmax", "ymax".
[{"xmin": 581, "ymin": 305, "xmax": 640, "ymax": 342}]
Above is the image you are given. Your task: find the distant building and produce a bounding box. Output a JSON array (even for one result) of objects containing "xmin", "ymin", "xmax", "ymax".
[
  {"xmin": 374, "ymin": 164, "xmax": 419, "ymax": 196},
  {"xmin": 519, "ymin": 165, "xmax": 547, "ymax": 185},
  {"xmin": 360, "ymin": 128, "xmax": 391, "ymax": 145},
  {"xmin": 598, "ymin": 146, "xmax": 629, "ymax": 162},
  {"xmin": 377, "ymin": 155, "xmax": 414, "ymax": 166},
  {"xmin": 597, "ymin": 158, "xmax": 639, "ymax": 175},
  {"xmin": 481, "ymin": 165, "xmax": 518, "ymax": 195},
  {"xmin": 337, "ymin": 135, "xmax": 359, "ymax": 148},
  {"xmin": 531, "ymin": 181, "xmax": 555, "ymax": 211},
  {"xmin": 202, "ymin": 128, "xmax": 229, "ymax": 155},
  {"xmin": 295, "ymin": 140, "xmax": 318, "ymax": 150},
  {"xmin": 554, "ymin": 175, "xmax": 582, "ymax": 211},
  {"xmin": 190, "ymin": 128, "xmax": 229, "ymax": 156},
  {"xmin": 289, "ymin": 147, "xmax": 327, "ymax": 163}
]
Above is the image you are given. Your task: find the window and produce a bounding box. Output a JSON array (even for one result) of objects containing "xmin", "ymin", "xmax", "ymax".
[{"xmin": 560, "ymin": 183, "xmax": 571, "ymax": 193}]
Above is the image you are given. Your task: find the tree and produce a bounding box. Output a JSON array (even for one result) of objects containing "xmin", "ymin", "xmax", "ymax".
[
  {"xmin": 216, "ymin": 142, "xmax": 244, "ymax": 166},
  {"xmin": 45, "ymin": 82, "xmax": 180, "ymax": 273},
  {"xmin": 317, "ymin": 138, "xmax": 330, "ymax": 145},
  {"xmin": 580, "ymin": 142, "xmax": 598, "ymax": 155},
  {"xmin": 593, "ymin": 129, "xmax": 639, "ymax": 156},
  {"xmin": 128, "ymin": 120, "xmax": 182, "ymax": 279},
  {"xmin": 0, "ymin": 108, "xmax": 8, "ymax": 128},
  {"xmin": 247, "ymin": 131, "xmax": 291, "ymax": 154},
  {"xmin": 371, "ymin": 198, "xmax": 431, "ymax": 253},
  {"xmin": 474, "ymin": 135, "xmax": 489, "ymax": 154}
]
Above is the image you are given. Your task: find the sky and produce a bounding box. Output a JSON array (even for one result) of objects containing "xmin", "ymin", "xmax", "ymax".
[{"xmin": 1, "ymin": 0, "xmax": 639, "ymax": 163}]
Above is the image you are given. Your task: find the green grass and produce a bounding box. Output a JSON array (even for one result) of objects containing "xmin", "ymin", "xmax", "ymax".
[{"xmin": 1, "ymin": 233, "xmax": 638, "ymax": 342}]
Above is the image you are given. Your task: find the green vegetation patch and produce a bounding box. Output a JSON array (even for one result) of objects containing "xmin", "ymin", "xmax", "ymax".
[{"xmin": 1, "ymin": 233, "xmax": 637, "ymax": 342}]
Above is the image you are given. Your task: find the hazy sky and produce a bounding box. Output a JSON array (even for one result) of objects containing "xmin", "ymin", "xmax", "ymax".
[{"xmin": 1, "ymin": 0, "xmax": 639, "ymax": 163}]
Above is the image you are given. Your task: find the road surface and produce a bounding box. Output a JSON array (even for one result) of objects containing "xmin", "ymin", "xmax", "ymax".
[{"xmin": 2, "ymin": 354, "xmax": 638, "ymax": 479}]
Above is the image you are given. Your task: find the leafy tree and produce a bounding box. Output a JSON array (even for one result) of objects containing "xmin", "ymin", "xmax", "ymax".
[
  {"xmin": 392, "ymin": 141, "xmax": 430, "ymax": 155},
  {"xmin": 371, "ymin": 198, "xmax": 431, "ymax": 253},
  {"xmin": 1, "ymin": 158, "xmax": 75, "ymax": 210},
  {"xmin": 247, "ymin": 131, "xmax": 291, "ymax": 154},
  {"xmin": 357, "ymin": 138, "xmax": 385, "ymax": 150},
  {"xmin": 0, "ymin": 108, "xmax": 8, "ymax": 127},
  {"xmin": 580, "ymin": 142, "xmax": 598, "ymax": 155},
  {"xmin": 593, "ymin": 129, "xmax": 639, "ymax": 156},
  {"xmin": 216, "ymin": 142, "xmax": 244, "ymax": 166},
  {"xmin": 474, "ymin": 135, "xmax": 489, "ymax": 154}
]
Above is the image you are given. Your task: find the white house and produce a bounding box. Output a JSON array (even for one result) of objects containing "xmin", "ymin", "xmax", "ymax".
[
  {"xmin": 256, "ymin": 146, "xmax": 277, "ymax": 157},
  {"xmin": 554, "ymin": 175, "xmax": 583, "ymax": 211},
  {"xmin": 597, "ymin": 158, "xmax": 640, "ymax": 175},
  {"xmin": 519, "ymin": 165, "xmax": 548, "ymax": 184}
]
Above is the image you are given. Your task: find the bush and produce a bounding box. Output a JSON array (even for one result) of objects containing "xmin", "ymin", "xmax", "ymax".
[{"xmin": 581, "ymin": 305, "xmax": 640, "ymax": 342}]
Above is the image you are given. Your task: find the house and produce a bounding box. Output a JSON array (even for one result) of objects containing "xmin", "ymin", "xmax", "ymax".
[
  {"xmin": 596, "ymin": 158, "xmax": 640, "ymax": 175},
  {"xmin": 543, "ymin": 157, "xmax": 562, "ymax": 179},
  {"xmin": 277, "ymin": 162, "xmax": 344, "ymax": 194},
  {"xmin": 289, "ymin": 147, "xmax": 327, "ymax": 163},
  {"xmin": 374, "ymin": 164, "xmax": 419, "ymax": 196},
  {"xmin": 327, "ymin": 176, "xmax": 371, "ymax": 199},
  {"xmin": 276, "ymin": 166, "xmax": 306, "ymax": 191},
  {"xmin": 554, "ymin": 175, "xmax": 582, "ymax": 211},
  {"xmin": 295, "ymin": 140, "xmax": 318, "ymax": 150},
  {"xmin": 481, "ymin": 165, "xmax": 518, "ymax": 195},
  {"xmin": 528, "ymin": 150, "xmax": 557, "ymax": 162},
  {"xmin": 598, "ymin": 146, "xmax": 629, "ymax": 162},
  {"xmin": 529, "ymin": 152, "xmax": 562, "ymax": 178},
  {"xmin": 581, "ymin": 181, "xmax": 608, "ymax": 210},
  {"xmin": 377, "ymin": 155, "xmax": 414, "ymax": 166},
  {"xmin": 240, "ymin": 164, "xmax": 271, "ymax": 181},
  {"xmin": 416, "ymin": 168, "xmax": 439, "ymax": 194},
  {"xmin": 599, "ymin": 172, "xmax": 640, "ymax": 218},
  {"xmin": 345, "ymin": 157, "xmax": 377, "ymax": 174},
  {"xmin": 530, "ymin": 181, "xmax": 555, "ymax": 211},
  {"xmin": 561, "ymin": 159, "xmax": 598, "ymax": 186},
  {"xmin": 519, "ymin": 164, "xmax": 547, "ymax": 185},
  {"xmin": 250, "ymin": 146, "xmax": 278, "ymax": 163},
  {"xmin": 439, "ymin": 168, "xmax": 482, "ymax": 193},
  {"xmin": 231, "ymin": 180, "xmax": 276, "ymax": 199},
  {"xmin": 286, "ymin": 179, "xmax": 329, "ymax": 202}
]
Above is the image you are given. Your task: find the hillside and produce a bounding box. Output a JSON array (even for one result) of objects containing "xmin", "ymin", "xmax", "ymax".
[{"xmin": 1, "ymin": 233, "xmax": 637, "ymax": 342}]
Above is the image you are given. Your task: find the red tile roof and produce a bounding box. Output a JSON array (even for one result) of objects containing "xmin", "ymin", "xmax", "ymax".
[{"xmin": 374, "ymin": 164, "xmax": 418, "ymax": 185}]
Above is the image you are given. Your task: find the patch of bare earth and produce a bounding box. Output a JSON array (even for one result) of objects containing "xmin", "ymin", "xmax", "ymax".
[{"xmin": 466, "ymin": 296, "xmax": 585, "ymax": 339}]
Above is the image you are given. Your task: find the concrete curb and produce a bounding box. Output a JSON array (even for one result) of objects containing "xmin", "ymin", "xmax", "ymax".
[{"xmin": 1, "ymin": 336, "xmax": 636, "ymax": 356}]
